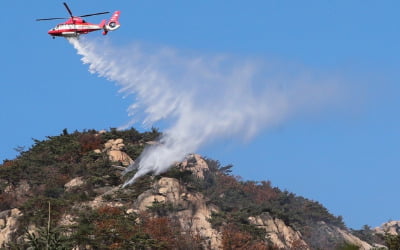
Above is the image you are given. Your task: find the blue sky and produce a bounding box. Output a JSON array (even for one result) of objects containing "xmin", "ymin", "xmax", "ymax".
[{"xmin": 1, "ymin": 1, "xmax": 399, "ymax": 229}]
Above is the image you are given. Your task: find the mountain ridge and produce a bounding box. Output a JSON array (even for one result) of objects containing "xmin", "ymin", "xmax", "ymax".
[{"xmin": 0, "ymin": 128, "xmax": 398, "ymax": 249}]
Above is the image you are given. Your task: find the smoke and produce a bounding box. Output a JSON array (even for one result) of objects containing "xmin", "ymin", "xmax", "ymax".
[{"xmin": 68, "ymin": 37, "xmax": 340, "ymax": 187}]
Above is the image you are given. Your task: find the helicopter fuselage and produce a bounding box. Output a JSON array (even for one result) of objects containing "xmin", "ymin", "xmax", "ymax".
[{"xmin": 48, "ymin": 18, "xmax": 104, "ymax": 37}]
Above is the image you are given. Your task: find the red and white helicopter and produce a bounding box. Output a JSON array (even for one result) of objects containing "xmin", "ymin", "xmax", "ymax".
[{"xmin": 36, "ymin": 2, "xmax": 120, "ymax": 38}]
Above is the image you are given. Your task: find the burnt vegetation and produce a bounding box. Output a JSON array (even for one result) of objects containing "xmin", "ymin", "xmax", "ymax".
[{"xmin": 0, "ymin": 128, "xmax": 395, "ymax": 249}]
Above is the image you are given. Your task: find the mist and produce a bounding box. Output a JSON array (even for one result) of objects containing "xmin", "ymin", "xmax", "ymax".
[{"xmin": 68, "ymin": 37, "xmax": 340, "ymax": 187}]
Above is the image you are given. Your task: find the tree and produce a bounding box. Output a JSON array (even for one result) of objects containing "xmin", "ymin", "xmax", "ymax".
[
  {"xmin": 385, "ymin": 233, "xmax": 400, "ymax": 250},
  {"xmin": 222, "ymin": 224, "xmax": 269, "ymax": 250}
]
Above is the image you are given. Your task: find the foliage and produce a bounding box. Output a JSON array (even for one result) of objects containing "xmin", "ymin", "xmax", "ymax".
[
  {"xmin": 384, "ymin": 233, "xmax": 400, "ymax": 250},
  {"xmin": 119, "ymin": 172, "xmax": 153, "ymax": 200},
  {"xmin": 19, "ymin": 197, "xmax": 68, "ymax": 229},
  {"xmin": 21, "ymin": 227, "xmax": 71, "ymax": 250},
  {"xmin": 67, "ymin": 206, "xmax": 202, "ymax": 249},
  {"xmin": 221, "ymin": 223, "xmax": 271, "ymax": 250},
  {"xmin": 147, "ymin": 200, "xmax": 177, "ymax": 217},
  {"xmin": 352, "ymin": 225, "xmax": 386, "ymax": 246},
  {"xmin": 196, "ymin": 158, "xmax": 346, "ymax": 249},
  {"xmin": 0, "ymin": 127, "xmax": 377, "ymax": 249},
  {"xmin": 0, "ymin": 128, "xmax": 163, "ymax": 245},
  {"xmin": 102, "ymin": 127, "xmax": 161, "ymax": 144},
  {"xmin": 6, "ymin": 201, "xmax": 72, "ymax": 250},
  {"xmin": 0, "ymin": 192, "xmax": 15, "ymax": 211},
  {"xmin": 0, "ymin": 127, "xmax": 158, "ymax": 187},
  {"xmin": 163, "ymin": 167, "xmax": 194, "ymax": 184},
  {"xmin": 337, "ymin": 242, "xmax": 360, "ymax": 250}
]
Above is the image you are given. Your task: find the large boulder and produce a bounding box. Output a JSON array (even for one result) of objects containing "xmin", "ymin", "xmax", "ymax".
[
  {"xmin": 305, "ymin": 221, "xmax": 372, "ymax": 249},
  {"xmin": 374, "ymin": 221, "xmax": 400, "ymax": 235},
  {"xmin": 134, "ymin": 177, "xmax": 221, "ymax": 249},
  {"xmin": 178, "ymin": 154, "xmax": 209, "ymax": 179},
  {"xmin": 336, "ymin": 227, "xmax": 373, "ymax": 250},
  {"xmin": 103, "ymin": 139, "xmax": 134, "ymax": 166},
  {"xmin": 0, "ymin": 209, "xmax": 22, "ymax": 247},
  {"xmin": 249, "ymin": 213, "xmax": 309, "ymax": 249},
  {"xmin": 64, "ymin": 177, "xmax": 85, "ymax": 192}
]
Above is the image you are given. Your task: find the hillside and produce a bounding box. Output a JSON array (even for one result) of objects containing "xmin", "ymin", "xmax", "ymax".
[{"xmin": 0, "ymin": 128, "xmax": 398, "ymax": 249}]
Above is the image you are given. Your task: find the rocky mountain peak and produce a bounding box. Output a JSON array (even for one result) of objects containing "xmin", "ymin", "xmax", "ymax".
[
  {"xmin": 0, "ymin": 129, "xmax": 397, "ymax": 249},
  {"xmin": 177, "ymin": 153, "xmax": 209, "ymax": 179},
  {"xmin": 375, "ymin": 221, "xmax": 400, "ymax": 236}
]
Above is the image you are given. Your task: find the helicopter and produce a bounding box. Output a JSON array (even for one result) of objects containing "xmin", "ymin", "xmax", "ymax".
[{"xmin": 36, "ymin": 2, "xmax": 120, "ymax": 38}]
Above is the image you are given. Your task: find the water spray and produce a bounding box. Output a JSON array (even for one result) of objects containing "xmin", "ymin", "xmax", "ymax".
[{"xmin": 68, "ymin": 37, "xmax": 340, "ymax": 187}]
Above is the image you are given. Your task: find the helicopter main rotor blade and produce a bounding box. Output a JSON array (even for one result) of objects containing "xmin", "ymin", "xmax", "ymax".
[
  {"xmin": 36, "ymin": 3, "xmax": 110, "ymax": 22},
  {"xmin": 79, "ymin": 12, "xmax": 110, "ymax": 18},
  {"xmin": 63, "ymin": 2, "xmax": 74, "ymax": 18},
  {"xmin": 36, "ymin": 17, "xmax": 68, "ymax": 21}
]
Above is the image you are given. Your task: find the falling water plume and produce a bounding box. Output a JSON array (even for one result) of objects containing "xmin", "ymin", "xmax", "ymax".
[{"xmin": 68, "ymin": 37, "xmax": 340, "ymax": 187}]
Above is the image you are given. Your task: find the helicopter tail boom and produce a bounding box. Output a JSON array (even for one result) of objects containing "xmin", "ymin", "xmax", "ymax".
[{"xmin": 102, "ymin": 11, "xmax": 121, "ymax": 35}]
